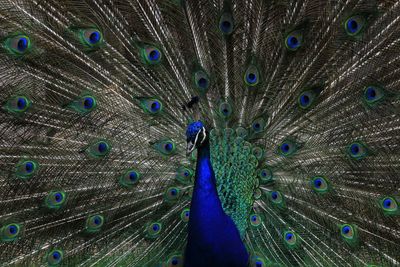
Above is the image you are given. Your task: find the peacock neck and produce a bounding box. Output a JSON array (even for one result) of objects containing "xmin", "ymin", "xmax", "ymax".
[
  {"xmin": 185, "ymin": 138, "xmax": 249, "ymax": 266},
  {"xmin": 194, "ymin": 141, "xmax": 217, "ymax": 193}
]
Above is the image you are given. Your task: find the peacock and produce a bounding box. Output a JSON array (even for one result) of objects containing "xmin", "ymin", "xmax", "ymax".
[{"xmin": 0, "ymin": 0, "xmax": 399, "ymax": 266}]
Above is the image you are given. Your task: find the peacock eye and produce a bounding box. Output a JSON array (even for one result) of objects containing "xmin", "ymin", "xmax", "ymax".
[
  {"xmin": 154, "ymin": 139, "xmax": 176, "ymax": 156},
  {"xmin": 194, "ymin": 70, "xmax": 210, "ymax": 92},
  {"xmin": 285, "ymin": 232, "xmax": 295, "ymax": 242},
  {"xmin": 86, "ymin": 214, "xmax": 104, "ymax": 232},
  {"xmin": 364, "ymin": 86, "xmax": 384, "ymax": 105},
  {"xmin": 380, "ymin": 196, "xmax": 398, "ymax": 215},
  {"xmin": 146, "ymin": 222, "xmax": 162, "ymax": 239},
  {"xmin": 218, "ymin": 102, "xmax": 232, "ymax": 119},
  {"xmin": 250, "ymin": 255, "xmax": 267, "ymax": 267},
  {"xmin": 270, "ymin": 191, "xmax": 283, "ymax": 204},
  {"xmin": 249, "ymin": 213, "xmax": 262, "ymax": 227},
  {"xmin": 253, "ymin": 188, "xmax": 262, "ymax": 200},
  {"xmin": 87, "ymin": 140, "xmax": 112, "ymax": 158},
  {"xmin": 119, "ymin": 169, "xmax": 141, "ymax": 188},
  {"xmin": 140, "ymin": 45, "xmax": 162, "ymax": 65},
  {"xmin": 283, "ymin": 231, "xmax": 300, "ymax": 249},
  {"xmin": 15, "ymin": 160, "xmax": 39, "ymax": 180},
  {"xmin": 311, "ymin": 176, "xmax": 329, "ymax": 194},
  {"xmin": 176, "ymin": 166, "xmax": 193, "ymax": 184},
  {"xmin": 167, "ymin": 254, "xmax": 183, "ymax": 267},
  {"xmin": 236, "ymin": 126, "xmax": 248, "ymax": 138},
  {"xmin": 45, "ymin": 191, "xmax": 67, "ymax": 209},
  {"xmin": 258, "ymin": 167, "xmax": 273, "ymax": 184},
  {"xmin": 219, "ymin": 12, "xmax": 234, "ymax": 35},
  {"xmin": 252, "ymin": 147, "xmax": 264, "ymax": 160},
  {"xmin": 347, "ymin": 142, "xmax": 367, "ymax": 160},
  {"xmin": 285, "ymin": 31, "xmax": 303, "ymax": 51},
  {"xmin": 5, "ymin": 96, "xmax": 31, "ymax": 114},
  {"xmin": 345, "ymin": 15, "xmax": 366, "ymax": 36},
  {"xmin": 46, "ymin": 249, "xmax": 63, "ymax": 265},
  {"xmin": 298, "ymin": 90, "xmax": 316, "ymax": 109},
  {"xmin": 69, "ymin": 95, "xmax": 97, "ymax": 114},
  {"xmin": 139, "ymin": 98, "xmax": 163, "ymax": 115},
  {"xmin": 244, "ymin": 65, "xmax": 260, "ymax": 87},
  {"xmin": 340, "ymin": 224, "xmax": 356, "ymax": 240},
  {"xmin": 5, "ymin": 34, "xmax": 31, "ymax": 55},
  {"xmin": 80, "ymin": 28, "xmax": 103, "ymax": 47},
  {"xmin": 278, "ymin": 140, "xmax": 297, "ymax": 156},
  {"xmin": 181, "ymin": 208, "xmax": 190, "ymax": 222},
  {"xmin": 251, "ymin": 117, "xmax": 267, "ymax": 133},
  {"xmin": 164, "ymin": 187, "xmax": 180, "ymax": 202},
  {"xmin": 83, "ymin": 96, "xmax": 95, "ymax": 109},
  {"xmin": 1, "ymin": 223, "xmax": 21, "ymax": 241}
]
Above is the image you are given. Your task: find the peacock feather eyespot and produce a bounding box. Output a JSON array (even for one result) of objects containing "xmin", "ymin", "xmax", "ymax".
[
  {"xmin": 251, "ymin": 117, "xmax": 267, "ymax": 134},
  {"xmin": 379, "ymin": 196, "xmax": 399, "ymax": 216},
  {"xmin": 363, "ymin": 86, "xmax": 384, "ymax": 106},
  {"xmin": 140, "ymin": 45, "xmax": 162, "ymax": 65},
  {"xmin": 146, "ymin": 222, "xmax": 162, "ymax": 239},
  {"xmin": 252, "ymin": 147, "xmax": 264, "ymax": 160},
  {"xmin": 164, "ymin": 187, "xmax": 181, "ymax": 202},
  {"xmin": 298, "ymin": 90, "xmax": 316, "ymax": 109},
  {"xmin": 345, "ymin": 15, "xmax": 366, "ymax": 37},
  {"xmin": 283, "ymin": 231, "xmax": 300, "ymax": 249},
  {"xmin": 347, "ymin": 142, "xmax": 368, "ymax": 160},
  {"xmin": 311, "ymin": 176, "xmax": 330, "ymax": 194},
  {"xmin": 176, "ymin": 166, "xmax": 194, "ymax": 184},
  {"xmin": 278, "ymin": 140, "xmax": 297, "ymax": 156},
  {"xmin": 154, "ymin": 139, "xmax": 176, "ymax": 156},
  {"xmin": 269, "ymin": 191, "xmax": 285, "ymax": 209},
  {"xmin": 4, "ymin": 95, "xmax": 32, "ymax": 114},
  {"xmin": 119, "ymin": 169, "xmax": 141, "ymax": 188},
  {"xmin": 193, "ymin": 69, "xmax": 210, "ymax": 93},
  {"xmin": 253, "ymin": 188, "xmax": 262, "ymax": 200},
  {"xmin": 339, "ymin": 224, "xmax": 359, "ymax": 245},
  {"xmin": 79, "ymin": 28, "xmax": 103, "ymax": 48},
  {"xmin": 219, "ymin": 12, "xmax": 234, "ymax": 35},
  {"xmin": 86, "ymin": 140, "xmax": 111, "ymax": 158},
  {"xmin": 167, "ymin": 254, "xmax": 183, "ymax": 267},
  {"xmin": 70, "ymin": 95, "xmax": 97, "ymax": 114},
  {"xmin": 244, "ymin": 65, "xmax": 260, "ymax": 87},
  {"xmin": 258, "ymin": 167, "xmax": 273, "ymax": 184},
  {"xmin": 1, "ymin": 223, "xmax": 22, "ymax": 242},
  {"xmin": 180, "ymin": 208, "xmax": 190, "ymax": 223},
  {"xmin": 86, "ymin": 214, "xmax": 104, "ymax": 233},
  {"xmin": 46, "ymin": 249, "xmax": 63, "ymax": 266},
  {"xmin": 45, "ymin": 191, "xmax": 67, "ymax": 209},
  {"xmin": 15, "ymin": 159, "xmax": 39, "ymax": 180},
  {"xmin": 218, "ymin": 102, "xmax": 233, "ymax": 119},
  {"xmin": 139, "ymin": 98, "xmax": 163, "ymax": 115},
  {"xmin": 4, "ymin": 34, "xmax": 31, "ymax": 55},
  {"xmin": 285, "ymin": 31, "xmax": 303, "ymax": 51},
  {"xmin": 249, "ymin": 254, "xmax": 267, "ymax": 267},
  {"xmin": 249, "ymin": 213, "xmax": 262, "ymax": 227},
  {"xmin": 236, "ymin": 126, "xmax": 248, "ymax": 139}
]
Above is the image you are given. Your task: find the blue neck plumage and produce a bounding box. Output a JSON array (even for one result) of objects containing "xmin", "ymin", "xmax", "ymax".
[{"xmin": 185, "ymin": 138, "xmax": 249, "ymax": 267}]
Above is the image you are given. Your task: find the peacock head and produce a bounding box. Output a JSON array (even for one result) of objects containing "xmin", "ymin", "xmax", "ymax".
[{"xmin": 186, "ymin": 120, "xmax": 207, "ymax": 154}]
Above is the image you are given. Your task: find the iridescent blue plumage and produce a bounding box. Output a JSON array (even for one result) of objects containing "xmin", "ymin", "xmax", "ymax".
[{"xmin": 184, "ymin": 121, "xmax": 248, "ymax": 267}]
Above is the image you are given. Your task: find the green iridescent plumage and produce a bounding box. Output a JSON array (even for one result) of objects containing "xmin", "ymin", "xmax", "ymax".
[{"xmin": 209, "ymin": 128, "xmax": 259, "ymax": 237}]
